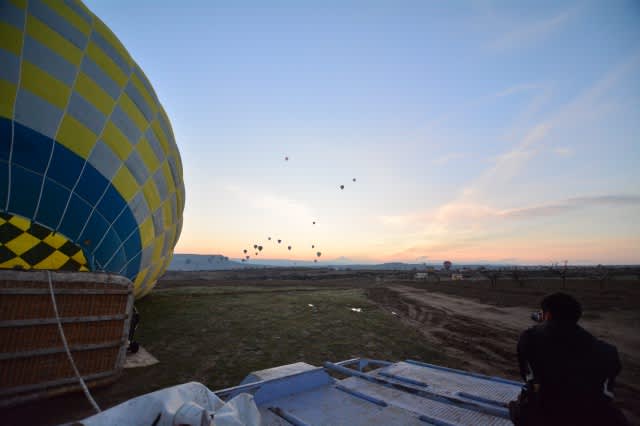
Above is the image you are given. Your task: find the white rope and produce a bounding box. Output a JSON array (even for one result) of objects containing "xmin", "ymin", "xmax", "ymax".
[{"xmin": 47, "ymin": 270, "xmax": 101, "ymax": 413}]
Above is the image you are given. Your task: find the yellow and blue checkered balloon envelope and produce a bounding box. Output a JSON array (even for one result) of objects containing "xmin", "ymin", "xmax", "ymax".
[{"xmin": 0, "ymin": 0, "xmax": 185, "ymax": 298}]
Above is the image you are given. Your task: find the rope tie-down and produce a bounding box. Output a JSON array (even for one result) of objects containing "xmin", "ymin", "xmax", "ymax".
[{"xmin": 47, "ymin": 270, "xmax": 101, "ymax": 413}]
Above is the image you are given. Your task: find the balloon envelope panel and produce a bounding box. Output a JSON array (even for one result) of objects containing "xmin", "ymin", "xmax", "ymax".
[{"xmin": 0, "ymin": 0, "xmax": 184, "ymax": 298}]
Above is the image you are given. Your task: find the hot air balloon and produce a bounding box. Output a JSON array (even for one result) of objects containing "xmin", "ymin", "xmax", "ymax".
[
  {"xmin": 314, "ymin": 259, "xmax": 317, "ymax": 263},
  {"xmin": 312, "ymin": 245, "xmax": 315, "ymax": 248},
  {"xmin": 243, "ymin": 249, "xmax": 247, "ymax": 254},
  {"xmin": 255, "ymin": 252, "xmax": 258, "ymax": 256},
  {"xmin": 0, "ymin": 2, "xmax": 184, "ymax": 299},
  {"xmin": 258, "ymin": 246, "xmax": 263, "ymax": 251},
  {"xmin": 443, "ymin": 260, "xmax": 452, "ymax": 271},
  {"xmin": 246, "ymin": 256, "xmax": 250, "ymax": 260},
  {"xmin": 317, "ymin": 252, "xmax": 322, "ymax": 257},
  {"xmin": 312, "ymin": 221, "xmax": 316, "ymax": 225},
  {"xmin": 353, "ymin": 178, "xmax": 356, "ymax": 182},
  {"xmin": 268, "ymin": 237, "xmax": 271, "ymax": 241},
  {"xmin": 288, "ymin": 246, "xmax": 292, "ymax": 250},
  {"xmin": 253, "ymin": 244, "xmax": 257, "ymax": 249},
  {"xmin": 277, "ymin": 239, "xmax": 282, "ymax": 244},
  {"xmin": 340, "ymin": 185, "xmax": 344, "ymax": 190},
  {"xmin": 285, "ymin": 156, "xmax": 289, "ymax": 161}
]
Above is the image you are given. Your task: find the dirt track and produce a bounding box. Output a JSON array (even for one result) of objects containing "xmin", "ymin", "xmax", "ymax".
[{"xmin": 368, "ymin": 284, "xmax": 640, "ymax": 423}]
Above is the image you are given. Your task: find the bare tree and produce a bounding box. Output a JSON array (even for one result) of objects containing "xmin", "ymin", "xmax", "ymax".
[
  {"xmin": 512, "ymin": 267, "xmax": 523, "ymax": 288},
  {"xmin": 481, "ymin": 270, "xmax": 498, "ymax": 288},
  {"xmin": 597, "ymin": 264, "xmax": 610, "ymax": 290}
]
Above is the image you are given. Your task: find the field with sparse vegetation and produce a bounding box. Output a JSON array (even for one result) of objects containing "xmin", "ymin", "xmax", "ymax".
[{"xmin": 4, "ymin": 267, "xmax": 639, "ymax": 425}]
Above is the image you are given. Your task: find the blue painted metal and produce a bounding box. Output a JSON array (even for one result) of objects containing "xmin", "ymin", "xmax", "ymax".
[
  {"xmin": 325, "ymin": 362, "xmax": 510, "ymax": 419},
  {"xmin": 406, "ymin": 359, "xmax": 523, "ymax": 387},
  {"xmin": 251, "ymin": 369, "xmax": 334, "ymax": 405},
  {"xmin": 335, "ymin": 357, "xmax": 392, "ymax": 372},
  {"xmin": 335, "ymin": 384, "xmax": 388, "ymax": 407},
  {"xmin": 269, "ymin": 406, "xmax": 312, "ymax": 426},
  {"xmin": 457, "ymin": 391, "xmax": 508, "ymax": 408},
  {"xmin": 207, "ymin": 359, "xmax": 521, "ymax": 424},
  {"xmin": 379, "ymin": 370, "xmax": 429, "ymax": 387},
  {"xmin": 215, "ymin": 367, "xmax": 333, "ymax": 404},
  {"xmin": 418, "ymin": 414, "xmax": 458, "ymax": 426}
]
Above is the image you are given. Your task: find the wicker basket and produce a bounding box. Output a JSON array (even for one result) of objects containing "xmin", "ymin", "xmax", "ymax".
[{"xmin": 0, "ymin": 270, "xmax": 134, "ymax": 407}]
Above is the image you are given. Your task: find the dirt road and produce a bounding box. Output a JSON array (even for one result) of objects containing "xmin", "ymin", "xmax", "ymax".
[{"xmin": 368, "ymin": 284, "xmax": 640, "ymax": 422}]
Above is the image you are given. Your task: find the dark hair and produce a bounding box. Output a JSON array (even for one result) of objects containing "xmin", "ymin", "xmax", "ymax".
[{"xmin": 540, "ymin": 292, "xmax": 582, "ymax": 323}]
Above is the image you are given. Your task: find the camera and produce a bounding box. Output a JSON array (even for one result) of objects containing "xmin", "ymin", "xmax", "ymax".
[{"xmin": 531, "ymin": 311, "xmax": 543, "ymax": 323}]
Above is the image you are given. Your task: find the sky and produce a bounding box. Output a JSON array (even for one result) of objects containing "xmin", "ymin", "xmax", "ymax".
[{"xmin": 85, "ymin": 0, "xmax": 640, "ymax": 265}]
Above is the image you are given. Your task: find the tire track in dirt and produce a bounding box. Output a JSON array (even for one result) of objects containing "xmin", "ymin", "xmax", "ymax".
[{"xmin": 367, "ymin": 285, "xmax": 522, "ymax": 379}]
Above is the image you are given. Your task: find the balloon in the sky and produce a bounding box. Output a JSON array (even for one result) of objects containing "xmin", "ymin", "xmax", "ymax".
[
  {"xmin": 311, "ymin": 245, "xmax": 315, "ymax": 248},
  {"xmin": 340, "ymin": 185, "xmax": 344, "ymax": 190},
  {"xmin": 312, "ymin": 221, "xmax": 316, "ymax": 225},
  {"xmin": 0, "ymin": 1, "xmax": 184, "ymax": 299},
  {"xmin": 268, "ymin": 237, "xmax": 271, "ymax": 240},
  {"xmin": 253, "ymin": 244, "xmax": 257, "ymax": 249},
  {"xmin": 288, "ymin": 246, "xmax": 292, "ymax": 250},
  {"xmin": 352, "ymin": 178, "xmax": 356, "ymax": 182},
  {"xmin": 258, "ymin": 245, "xmax": 263, "ymax": 251},
  {"xmin": 443, "ymin": 260, "xmax": 452, "ymax": 270},
  {"xmin": 277, "ymin": 239, "xmax": 282, "ymax": 244},
  {"xmin": 314, "ymin": 259, "xmax": 317, "ymax": 263},
  {"xmin": 317, "ymin": 252, "xmax": 322, "ymax": 257},
  {"xmin": 243, "ymin": 249, "xmax": 247, "ymax": 254},
  {"xmin": 285, "ymin": 156, "xmax": 289, "ymax": 161},
  {"xmin": 246, "ymin": 255, "xmax": 250, "ymax": 260}
]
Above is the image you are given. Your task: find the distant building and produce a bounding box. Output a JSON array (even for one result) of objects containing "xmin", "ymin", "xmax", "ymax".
[
  {"xmin": 415, "ymin": 272, "xmax": 428, "ymax": 279},
  {"xmin": 451, "ymin": 273, "xmax": 464, "ymax": 281}
]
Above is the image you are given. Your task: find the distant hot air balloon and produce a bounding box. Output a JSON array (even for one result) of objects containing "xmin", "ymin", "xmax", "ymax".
[
  {"xmin": 243, "ymin": 249, "xmax": 247, "ymax": 254},
  {"xmin": 246, "ymin": 256, "xmax": 250, "ymax": 260},
  {"xmin": 312, "ymin": 245, "xmax": 315, "ymax": 248},
  {"xmin": 268, "ymin": 237, "xmax": 272, "ymax": 241},
  {"xmin": 285, "ymin": 156, "xmax": 289, "ymax": 161},
  {"xmin": 255, "ymin": 252, "xmax": 258, "ymax": 256},
  {"xmin": 258, "ymin": 246, "xmax": 263, "ymax": 251},
  {"xmin": 312, "ymin": 221, "xmax": 316, "ymax": 225},
  {"xmin": 288, "ymin": 246, "xmax": 292, "ymax": 250},
  {"xmin": 340, "ymin": 185, "xmax": 344, "ymax": 190},
  {"xmin": 443, "ymin": 260, "xmax": 452, "ymax": 271},
  {"xmin": 353, "ymin": 178, "xmax": 356, "ymax": 182},
  {"xmin": 317, "ymin": 252, "xmax": 322, "ymax": 257},
  {"xmin": 277, "ymin": 239, "xmax": 282, "ymax": 244},
  {"xmin": 253, "ymin": 244, "xmax": 257, "ymax": 249},
  {"xmin": 314, "ymin": 259, "xmax": 318, "ymax": 263}
]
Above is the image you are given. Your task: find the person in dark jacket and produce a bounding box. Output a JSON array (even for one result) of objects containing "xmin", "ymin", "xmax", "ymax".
[{"xmin": 511, "ymin": 292, "xmax": 628, "ymax": 425}]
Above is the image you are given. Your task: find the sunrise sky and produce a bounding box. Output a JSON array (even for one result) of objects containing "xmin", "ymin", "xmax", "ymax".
[{"xmin": 86, "ymin": 0, "xmax": 640, "ymax": 265}]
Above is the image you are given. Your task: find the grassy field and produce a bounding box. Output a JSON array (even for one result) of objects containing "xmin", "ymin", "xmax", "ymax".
[
  {"xmin": 5, "ymin": 270, "xmax": 638, "ymax": 425},
  {"xmin": 4, "ymin": 285, "xmax": 448, "ymax": 426}
]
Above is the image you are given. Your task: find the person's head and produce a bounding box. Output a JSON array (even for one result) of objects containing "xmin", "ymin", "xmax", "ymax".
[{"xmin": 540, "ymin": 292, "xmax": 582, "ymax": 323}]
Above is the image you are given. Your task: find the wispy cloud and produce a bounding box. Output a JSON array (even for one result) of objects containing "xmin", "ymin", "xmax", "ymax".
[
  {"xmin": 459, "ymin": 49, "xmax": 640, "ymax": 202},
  {"xmin": 432, "ymin": 152, "xmax": 466, "ymax": 165},
  {"xmin": 487, "ymin": 6, "xmax": 579, "ymax": 52},
  {"xmin": 502, "ymin": 195, "xmax": 640, "ymax": 219},
  {"xmin": 552, "ymin": 147, "xmax": 573, "ymax": 157},
  {"xmin": 423, "ymin": 84, "xmax": 544, "ymax": 131},
  {"xmin": 385, "ymin": 194, "xmax": 640, "ymax": 227},
  {"xmin": 224, "ymin": 184, "xmax": 312, "ymax": 219}
]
